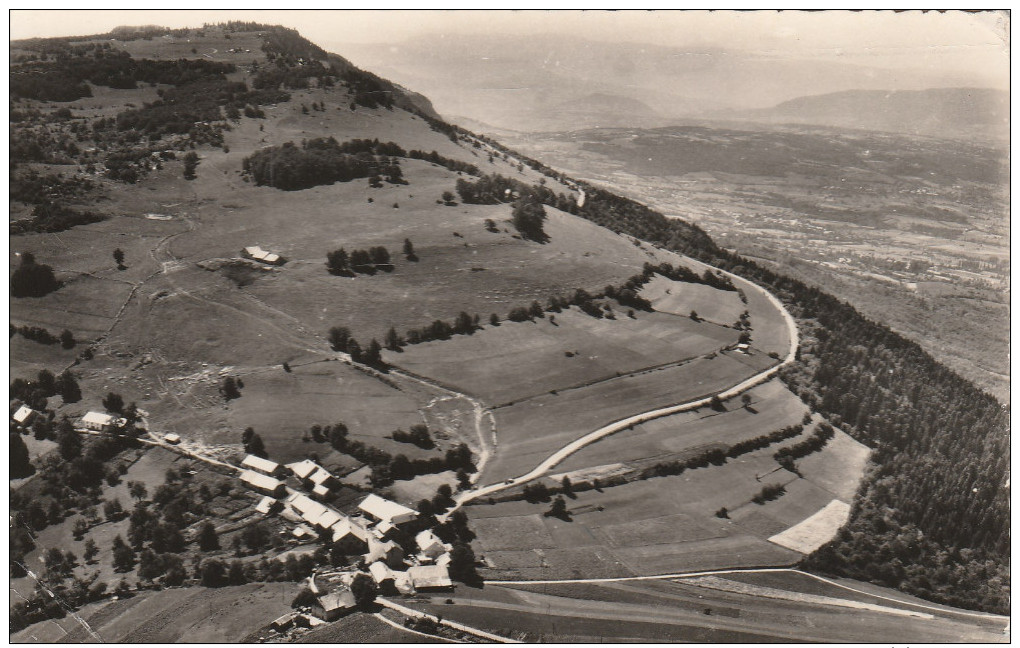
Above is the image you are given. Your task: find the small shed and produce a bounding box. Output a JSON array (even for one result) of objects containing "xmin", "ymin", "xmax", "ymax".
[
  {"xmin": 163, "ymin": 433, "xmax": 181, "ymax": 444},
  {"xmin": 12, "ymin": 405, "xmax": 37, "ymax": 425}
]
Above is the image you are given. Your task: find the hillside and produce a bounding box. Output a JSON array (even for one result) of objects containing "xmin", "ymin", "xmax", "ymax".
[
  {"xmin": 9, "ymin": 21, "xmax": 1009, "ymax": 642},
  {"xmin": 735, "ymin": 87, "xmax": 1009, "ymax": 141}
]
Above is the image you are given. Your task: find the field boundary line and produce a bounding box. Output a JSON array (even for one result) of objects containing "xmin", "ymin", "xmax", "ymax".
[{"xmin": 372, "ymin": 611, "xmax": 465, "ymax": 643}]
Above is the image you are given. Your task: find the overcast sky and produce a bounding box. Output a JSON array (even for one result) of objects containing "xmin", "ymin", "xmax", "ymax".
[{"xmin": 9, "ymin": 9, "xmax": 1009, "ymax": 82}]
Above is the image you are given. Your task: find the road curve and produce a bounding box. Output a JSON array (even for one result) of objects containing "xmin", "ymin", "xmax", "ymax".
[{"xmin": 451, "ymin": 266, "xmax": 800, "ymax": 509}]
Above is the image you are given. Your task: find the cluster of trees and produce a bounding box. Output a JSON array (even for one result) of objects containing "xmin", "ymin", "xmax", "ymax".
[
  {"xmin": 11, "ymin": 202, "xmax": 105, "ymax": 235},
  {"xmin": 220, "ymin": 376, "xmax": 243, "ymax": 401},
  {"xmin": 774, "ymin": 422, "xmax": 834, "ymax": 463},
  {"xmin": 325, "ymin": 246, "xmax": 392, "ymax": 276},
  {"xmin": 751, "ymin": 483, "xmax": 787, "ymax": 505},
  {"xmin": 10, "ymin": 323, "xmax": 76, "ymax": 349},
  {"xmin": 511, "ymin": 199, "xmax": 548, "ymax": 242},
  {"xmin": 403, "ymin": 312, "xmax": 480, "ymax": 345},
  {"xmin": 243, "ymin": 138, "xmax": 400, "ymax": 191},
  {"xmin": 11, "ymin": 252, "xmax": 60, "ymax": 298},
  {"xmin": 392, "ymin": 424, "xmax": 434, "ymax": 449},
  {"xmin": 10, "ymin": 170, "xmax": 95, "ymax": 206},
  {"xmin": 327, "ymin": 327, "xmax": 385, "ymax": 369},
  {"xmin": 11, "ymin": 369, "xmax": 82, "ymax": 410},
  {"xmin": 408, "ymin": 149, "xmax": 480, "ymax": 176},
  {"xmin": 242, "ymin": 427, "xmax": 267, "ymax": 458}
]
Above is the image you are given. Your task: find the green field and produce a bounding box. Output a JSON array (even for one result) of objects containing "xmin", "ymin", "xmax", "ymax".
[{"xmin": 640, "ymin": 274, "xmax": 747, "ymax": 324}]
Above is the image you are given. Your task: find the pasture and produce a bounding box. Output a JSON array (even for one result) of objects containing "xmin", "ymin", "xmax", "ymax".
[
  {"xmin": 481, "ymin": 352, "xmax": 763, "ymax": 484},
  {"xmin": 386, "ymin": 303, "xmax": 738, "ymax": 404},
  {"xmin": 640, "ymin": 274, "xmax": 747, "ymax": 324},
  {"xmin": 555, "ymin": 378, "xmax": 809, "ymax": 472},
  {"xmin": 467, "ymin": 422, "xmax": 870, "ymax": 581}
]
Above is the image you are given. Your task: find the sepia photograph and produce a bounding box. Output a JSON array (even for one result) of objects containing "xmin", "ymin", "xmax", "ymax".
[{"xmin": 8, "ymin": 8, "xmax": 1009, "ymax": 643}]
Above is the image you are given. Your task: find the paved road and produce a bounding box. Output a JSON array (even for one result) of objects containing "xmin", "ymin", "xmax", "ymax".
[{"xmin": 450, "ymin": 268, "xmax": 799, "ymax": 510}]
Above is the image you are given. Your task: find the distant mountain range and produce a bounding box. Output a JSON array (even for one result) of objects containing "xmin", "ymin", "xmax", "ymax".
[
  {"xmin": 333, "ymin": 33, "xmax": 1006, "ymax": 137},
  {"xmin": 730, "ymin": 88, "xmax": 1009, "ymax": 141}
]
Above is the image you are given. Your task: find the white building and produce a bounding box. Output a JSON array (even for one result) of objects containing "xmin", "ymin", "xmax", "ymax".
[
  {"xmin": 286, "ymin": 459, "xmax": 320, "ymax": 480},
  {"xmin": 407, "ymin": 564, "xmax": 453, "ymax": 591},
  {"xmin": 12, "ymin": 405, "xmax": 37, "ymax": 425},
  {"xmin": 415, "ymin": 529, "xmax": 449, "ymax": 560},
  {"xmin": 239, "ymin": 469, "xmax": 286, "ymax": 496},
  {"xmin": 81, "ymin": 411, "xmax": 121, "ymax": 432},
  {"xmin": 358, "ymin": 493, "xmax": 417, "ymax": 526},
  {"xmin": 241, "ymin": 454, "xmax": 284, "ymax": 477}
]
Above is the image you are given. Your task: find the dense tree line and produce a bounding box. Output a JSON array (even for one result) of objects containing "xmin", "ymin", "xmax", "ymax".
[
  {"xmin": 10, "ymin": 170, "xmax": 96, "ymax": 206},
  {"xmin": 408, "ymin": 149, "xmax": 480, "ymax": 176},
  {"xmin": 11, "ymin": 52, "xmax": 235, "ymax": 102},
  {"xmin": 305, "ymin": 421, "xmax": 473, "ymax": 487},
  {"xmin": 10, "ymin": 202, "xmax": 105, "ymax": 235},
  {"xmin": 392, "ymin": 424, "xmax": 434, "ymax": 449},
  {"xmin": 460, "ymin": 150, "xmax": 1008, "ymax": 611},
  {"xmin": 326, "ymin": 246, "xmax": 392, "ymax": 276}
]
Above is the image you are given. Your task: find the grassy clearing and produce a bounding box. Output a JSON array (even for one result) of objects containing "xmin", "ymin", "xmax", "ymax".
[
  {"xmin": 556, "ymin": 378, "xmax": 809, "ymax": 472},
  {"xmin": 296, "ymin": 611, "xmax": 444, "ymax": 643},
  {"xmin": 640, "ymin": 274, "xmax": 746, "ymax": 324},
  {"xmin": 482, "ymin": 353, "xmax": 761, "ymax": 483},
  {"xmin": 768, "ymin": 500, "xmax": 852, "ymax": 554},
  {"xmin": 386, "ymin": 301, "xmax": 737, "ymax": 404}
]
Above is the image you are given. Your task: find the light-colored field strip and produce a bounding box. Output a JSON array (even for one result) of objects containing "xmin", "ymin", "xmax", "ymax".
[
  {"xmin": 683, "ymin": 575, "xmax": 934, "ymax": 619},
  {"xmin": 768, "ymin": 499, "xmax": 851, "ymax": 554}
]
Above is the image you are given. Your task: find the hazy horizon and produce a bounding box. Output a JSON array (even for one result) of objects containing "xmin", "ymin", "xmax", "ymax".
[{"xmin": 10, "ymin": 9, "xmax": 1010, "ymax": 89}]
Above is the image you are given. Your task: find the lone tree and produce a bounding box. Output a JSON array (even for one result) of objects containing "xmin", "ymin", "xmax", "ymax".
[
  {"xmin": 351, "ymin": 573, "xmax": 377, "ymax": 608},
  {"xmin": 111, "ymin": 534, "xmax": 136, "ymax": 572},
  {"xmin": 59, "ymin": 329, "xmax": 75, "ymax": 349},
  {"xmin": 441, "ymin": 191, "xmax": 457, "ymax": 206},
  {"xmin": 511, "ymin": 198, "xmax": 548, "ymax": 242},
  {"xmin": 183, "ymin": 151, "xmax": 200, "ymax": 180},
  {"xmin": 103, "ymin": 392, "xmax": 125, "ymax": 414},
  {"xmin": 220, "ymin": 376, "xmax": 241, "ymax": 401},
  {"xmin": 325, "ymin": 248, "xmax": 350, "ymax": 276},
  {"xmin": 709, "ymin": 395, "xmax": 726, "ymax": 412},
  {"xmin": 113, "ymin": 248, "xmax": 125, "ymax": 268},
  {"xmin": 403, "ymin": 238, "xmax": 418, "ymax": 261},
  {"xmin": 689, "ymin": 310, "xmax": 699, "ymax": 321},
  {"xmin": 11, "ymin": 433, "xmax": 33, "ymax": 478},
  {"xmin": 198, "ymin": 521, "xmax": 219, "ymax": 551},
  {"xmin": 83, "ymin": 538, "xmax": 99, "ymax": 564},
  {"xmin": 545, "ymin": 495, "xmax": 570, "ymax": 521},
  {"xmin": 741, "ymin": 394, "xmax": 753, "ymax": 409}
]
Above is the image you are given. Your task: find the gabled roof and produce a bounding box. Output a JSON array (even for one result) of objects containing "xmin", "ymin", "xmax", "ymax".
[
  {"xmin": 241, "ymin": 454, "xmax": 281, "ymax": 474},
  {"xmin": 407, "ymin": 564, "xmax": 452, "ymax": 589},
  {"xmin": 368, "ymin": 561, "xmax": 394, "ymax": 583},
  {"xmin": 286, "ymin": 459, "xmax": 320, "ymax": 480},
  {"xmin": 416, "ymin": 529, "xmax": 444, "ymax": 551},
  {"xmin": 244, "ymin": 245, "xmax": 266, "ymax": 257},
  {"xmin": 262, "ymin": 253, "xmax": 280, "ymax": 264},
  {"xmin": 317, "ymin": 589, "xmax": 356, "ymax": 612},
  {"xmin": 331, "ymin": 518, "xmax": 370, "ymax": 544},
  {"xmin": 312, "ymin": 483, "xmax": 330, "ymax": 497},
  {"xmin": 255, "ymin": 496, "xmax": 277, "ymax": 514},
  {"xmin": 364, "ymin": 537, "xmax": 402, "ymax": 563},
  {"xmin": 286, "ymin": 493, "xmax": 329, "ymax": 523},
  {"xmin": 309, "ymin": 468, "xmax": 334, "ymax": 485},
  {"xmin": 358, "ymin": 493, "xmax": 417, "ymax": 524},
  {"xmin": 316, "ymin": 510, "xmax": 343, "ymax": 529},
  {"xmin": 239, "ymin": 469, "xmax": 285, "ymax": 492}
]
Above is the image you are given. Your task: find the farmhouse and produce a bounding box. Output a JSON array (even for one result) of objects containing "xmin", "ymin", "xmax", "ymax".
[
  {"xmin": 358, "ymin": 493, "xmax": 418, "ymax": 525},
  {"xmin": 364, "ymin": 537, "xmax": 405, "ymax": 569},
  {"xmin": 315, "ymin": 509, "xmax": 344, "ymax": 530},
  {"xmin": 12, "ymin": 405, "xmax": 37, "ymax": 426},
  {"xmin": 241, "ymin": 454, "xmax": 285, "ymax": 477},
  {"xmin": 80, "ymin": 411, "xmax": 123, "ymax": 432},
  {"xmin": 415, "ymin": 529, "xmax": 449, "ymax": 561},
  {"xmin": 315, "ymin": 589, "xmax": 357, "ymax": 621},
  {"xmin": 331, "ymin": 519, "xmax": 370, "ymax": 554},
  {"xmin": 242, "ymin": 245, "xmax": 285, "ymax": 266},
  {"xmin": 286, "ymin": 459, "xmax": 321, "ymax": 480},
  {"xmin": 368, "ymin": 561, "xmax": 395, "ymax": 586},
  {"xmin": 239, "ymin": 470, "xmax": 287, "ymax": 497},
  {"xmin": 407, "ymin": 564, "xmax": 453, "ymax": 591},
  {"xmin": 286, "ymin": 493, "xmax": 330, "ymax": 525}
]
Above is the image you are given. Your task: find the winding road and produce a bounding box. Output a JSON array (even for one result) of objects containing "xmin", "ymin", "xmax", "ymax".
[{"xmin": 450, "ymin": 265, "xmax": 800, "ymax": 510}]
